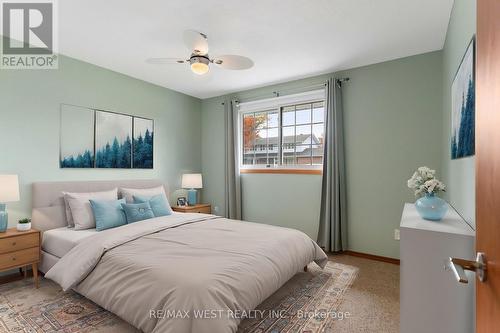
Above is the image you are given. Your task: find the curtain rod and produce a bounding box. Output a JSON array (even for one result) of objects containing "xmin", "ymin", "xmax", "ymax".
[{"xmin": 221, "ymin": 77, "xmax": 350, "ymax": 105}]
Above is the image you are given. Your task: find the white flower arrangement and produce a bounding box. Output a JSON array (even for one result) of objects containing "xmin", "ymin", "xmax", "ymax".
[{"xmin": 407, "ymin": 166, "xmax": 446, "ymax": 197}]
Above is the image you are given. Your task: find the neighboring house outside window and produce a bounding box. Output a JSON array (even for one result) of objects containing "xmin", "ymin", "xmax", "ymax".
[{"xmin": 238, "ymin": 89, "xmax": 325, "ymax": 172}]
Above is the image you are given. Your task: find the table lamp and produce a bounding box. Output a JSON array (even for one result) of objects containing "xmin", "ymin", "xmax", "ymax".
[
  {"xmin": 181, "ymin": 173, "xmax": 203, "ymax": 206},
  {"xmin": 0, "ymin": 175, "xmax": 20, "ymax": 232}
]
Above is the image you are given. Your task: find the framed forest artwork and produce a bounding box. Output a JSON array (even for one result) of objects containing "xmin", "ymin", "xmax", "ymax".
[
  {"xmin": 60, "ymin": 105, "xmax": 154, "ymax": 169},
  {"xmin": 95, "ymin": 111, "xmax": 133, "ymax": 168},
  {"xmin": 451, "ymin": 37, "xmax": 475, "ymax": 159},
  {"xmin": 60, "ymin": 105, "xmax": 95, "ymax": 168},
  {"xmin": 133, "ymin": 117, "xmax": 154, "ymax": 169}
]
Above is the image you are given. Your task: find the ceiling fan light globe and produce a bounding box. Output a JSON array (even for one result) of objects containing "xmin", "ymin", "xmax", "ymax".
[{"xmin": 191, "ymin": 62, "xmax": 209, "ymax": 75}]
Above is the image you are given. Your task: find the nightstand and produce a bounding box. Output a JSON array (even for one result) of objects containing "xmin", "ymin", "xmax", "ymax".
[
  {"xmin": 0, "ymin": 228, "xmax": 41, "ymax": 288},
  {"xmin": 172, "ymin": 203, "xmax": 211, "ymax": 214}
]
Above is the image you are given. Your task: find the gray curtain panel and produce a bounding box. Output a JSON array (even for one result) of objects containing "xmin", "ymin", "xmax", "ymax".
[
  {"xmin": 224, "ymin": 99, "xmax": 242, "ymax": 220},
  {"xmin": 317, "ymin": 78, "xmax": 347, "ymax": 252}
]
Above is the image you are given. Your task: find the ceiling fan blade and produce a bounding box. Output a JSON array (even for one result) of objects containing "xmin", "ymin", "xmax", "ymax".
[
  {"xmin": 212, "ymin": 55, "xmax": 254, "ymax": 70},
  {"xmin": 145, "ymin": 58, "xmax": 186, "ymax": 65},
  {"xmin": 183, "ymin": 30, "xmax": 209, "ymax": 55}
]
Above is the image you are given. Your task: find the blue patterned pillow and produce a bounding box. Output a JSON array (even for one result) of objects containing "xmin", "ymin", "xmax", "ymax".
[
  {"xmin": 133, "ymin": 194, "xmax": 172, "ymax": 217},
  {"xmin": 90, "ymin": 199, "xmax": 127, "ymax": 231},
  {"xmin": 121, "ymin": 202, "xmax": 155, "ymax": 223}
]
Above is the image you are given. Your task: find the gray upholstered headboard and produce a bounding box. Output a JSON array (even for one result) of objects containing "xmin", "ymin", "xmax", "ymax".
[{"xmin": 32, "ymin": 179, "xmax": 168, "ymax": 232}]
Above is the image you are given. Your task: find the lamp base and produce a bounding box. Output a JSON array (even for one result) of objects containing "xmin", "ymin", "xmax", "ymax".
[
  {"xmin": 187, "ymin": 189, "xmax": 198, "ymax": 206},
  {"xmin": 0, "ymin": 203, "xmax": 7, "ymax": 232}
]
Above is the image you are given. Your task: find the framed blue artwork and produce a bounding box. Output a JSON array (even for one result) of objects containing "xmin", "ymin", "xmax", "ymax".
[
  {"xmin": 451, "ymin": 37, "xmax": 475, "ymax": 160},
  {"xmin": 133, "ymin": 117, "xmax": 154, "ymax": 169},
  {"xmin": 95, "ymin": 111, "xmax": 133, "ymax": 168},
  {"xmin": 60, "ymin": 105, "xmax": 154, "ymax": 169},
  {"xmin": 60, "ymin": 105, "xmax": 95, "ymax": 168}
]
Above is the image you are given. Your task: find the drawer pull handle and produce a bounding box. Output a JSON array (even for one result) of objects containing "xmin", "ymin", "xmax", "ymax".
[
  {"xmin": 12, "ymin": 242, "xmax": 16, "ymax": 246},
  {"xmin": 12, "ymin": 257, "xmax": 16, "ymax": 261}
]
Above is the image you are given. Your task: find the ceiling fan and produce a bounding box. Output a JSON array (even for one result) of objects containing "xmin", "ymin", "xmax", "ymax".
[{"xmin": 146, "ymin": 30, "xmax": 254, "ymax": 75}]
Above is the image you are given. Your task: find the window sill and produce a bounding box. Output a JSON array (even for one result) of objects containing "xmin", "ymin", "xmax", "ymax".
[{"xmin": 240, "ymin": 169, "xmax": 322, "ymax": 175}]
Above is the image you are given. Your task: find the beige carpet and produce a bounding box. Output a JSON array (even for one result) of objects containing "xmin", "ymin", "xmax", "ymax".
[
  {"xmin": 327, "ymin": 254, "xmax": 400, "ymax": 332},
  {"xmin": 0, "ymin": 256, "xmax": 398, "ymax": 332}
]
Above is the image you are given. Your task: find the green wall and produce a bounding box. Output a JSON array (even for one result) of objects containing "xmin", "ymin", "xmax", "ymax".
[
  {"xmin": 0, "ymin": 54, "xmax": 202, "ymax": 227},
  {"xmin": 340, "ymin": 52, "xmax": 443, "ymax": 258},
  {"xmin": 201, "ymin": 51, "xmax": 443, "ymax": 258},
  {"xmin": 441, "ymin": 0, "xmax": 476, "ymax": 228}
]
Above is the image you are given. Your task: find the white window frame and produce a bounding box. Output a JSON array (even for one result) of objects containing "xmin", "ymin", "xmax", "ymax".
[{"xmin": 237, "ymin": 89, "xmax": 326, "ymax": 171}]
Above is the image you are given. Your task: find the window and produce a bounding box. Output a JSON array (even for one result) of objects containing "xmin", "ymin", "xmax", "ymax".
[{"xmin": 238, "ymin": 90, "xmax": 325, "ymax": 172}]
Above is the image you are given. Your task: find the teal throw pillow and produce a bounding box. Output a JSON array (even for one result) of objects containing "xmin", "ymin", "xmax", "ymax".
[
  {"xmin": 133, "ymin": 194, "xmax": 172, "ymax": 217},
  {"xmin": 90, "ymin": 199, "xmax": 127, "ymax": 231},
  {"xmin": 121, "ymin": 202, "xmax": 155, "ymax": 223}
]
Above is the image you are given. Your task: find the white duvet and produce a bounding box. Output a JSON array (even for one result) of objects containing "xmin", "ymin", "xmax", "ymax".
[{"xmin": 46, "ymin": 213, "xmax": 328, "ymax": 333}]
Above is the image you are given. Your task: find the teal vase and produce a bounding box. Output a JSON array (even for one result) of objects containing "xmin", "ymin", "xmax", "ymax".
[
  {"xmin": 415, "ymin": 193, "xmax": 448, "ymax": 221},
  {"xmin": 0, "ymin": 204, "xmax": 7, "ymax": 232}
]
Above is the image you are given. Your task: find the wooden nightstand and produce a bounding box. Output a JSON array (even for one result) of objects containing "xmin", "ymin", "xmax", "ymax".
[
  {"xmin": 172, "ymin": 203, "xmax": 211, "ymax": 214},
  {"xmin": 0, "ymin": 228, "xmax": 41, "ymax": 288}
]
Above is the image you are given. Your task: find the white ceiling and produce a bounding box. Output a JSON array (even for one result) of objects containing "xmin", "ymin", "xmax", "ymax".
[{"xmin": 59, "ymin": 0, "xmax": 453, "ymax": 99}]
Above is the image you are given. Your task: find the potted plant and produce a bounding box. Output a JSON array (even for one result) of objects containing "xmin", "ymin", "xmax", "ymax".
[
  {"xmin": 17, "ymin": 218, "xmax": 32, "ymax": 231},
  {"xmin": 407, "ymin": 167, "xmax": 448, "ymax": 221}
]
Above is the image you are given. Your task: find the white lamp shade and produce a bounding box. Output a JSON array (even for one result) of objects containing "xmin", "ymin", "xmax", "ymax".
[
  {"xmin": 181, "ymin": 173, "xmax": 203, "ymax": 189},
  {"xmin": 0, "ymin": 175, "xmax": 20, "ymax": 202}
]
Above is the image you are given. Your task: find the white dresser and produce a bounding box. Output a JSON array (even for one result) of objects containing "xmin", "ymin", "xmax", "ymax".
[{"xmin": 400, "ymin": 203, "xmax": 475, "ymax": 333}]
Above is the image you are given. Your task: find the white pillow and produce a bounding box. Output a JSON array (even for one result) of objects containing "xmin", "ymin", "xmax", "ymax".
[
  {"xmin": 120, "ymin": 186, "xmax": 166, "ymax": 203},
  {"xmin": 64, "ymin": 188, "xmax": 118, "ymax": 230},
  {"xmin": 62, "ymin": 193, "xmax": 75, "ymax": 227}
]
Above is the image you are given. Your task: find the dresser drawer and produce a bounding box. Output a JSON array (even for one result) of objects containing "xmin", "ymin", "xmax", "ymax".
[
  {"xmin": 194, "ymin": 206, "xmax": 211, "ymax": 214},
  {"xmin": 172, "ymin": 204, "xmax": 212, "ymax": 214},
  {"xmin": 0, "ymin": 247, "xmax": 39, "ymax": 269},
  {"xmin": 0, "ymin": 233, "xmax": 39, "ymax": 254}
]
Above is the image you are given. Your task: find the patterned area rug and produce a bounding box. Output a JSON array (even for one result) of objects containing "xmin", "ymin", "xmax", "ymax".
[
  {"xmin": 0, "ymin": 261, "xmax": 357, "ymax": 333},
  {"xmin": 238, "ymin": 262, "xmax": 358, "ymax": 333},
  {"xmin": 0, "ymin": 278, "xmax": 137, "ymax": 333}
]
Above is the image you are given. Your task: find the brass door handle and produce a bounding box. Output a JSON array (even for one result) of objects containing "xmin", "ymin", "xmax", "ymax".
[{"xmin": 447, "ymin": 252, "xmax": 487, "ymax": 283}]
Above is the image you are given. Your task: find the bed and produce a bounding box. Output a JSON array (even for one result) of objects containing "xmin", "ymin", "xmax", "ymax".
[
  {"xmin": 42, "ymin": 227, "xmax": 98, "ymax": 257},
  {"xmin": 33, "ymin": 180, "xmax": 328, "ymax": 333}
]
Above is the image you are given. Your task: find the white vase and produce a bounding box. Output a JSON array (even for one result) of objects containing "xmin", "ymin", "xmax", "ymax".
[{"xmin": 17, "ymin": 222, "xmax": 31, "ymax": 231}]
